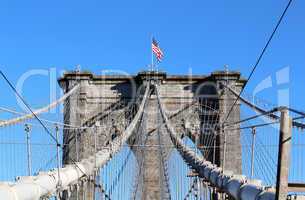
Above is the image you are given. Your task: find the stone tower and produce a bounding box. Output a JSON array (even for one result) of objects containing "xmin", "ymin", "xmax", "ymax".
[{"xmin": 58, "ymin": 70, "xmax": 245, "ymax": 200}]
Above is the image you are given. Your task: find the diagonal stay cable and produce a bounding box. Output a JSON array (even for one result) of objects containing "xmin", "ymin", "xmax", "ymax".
[
  {"xmin": 223, "ymin": 0, "xmax": 293, "ymax": 125},
  {"xmin": 183, "ymin": 178, "xmax": 197, "ymax": 200},
  {"xmin": 0, "ymin": 70, "xmax": 91, "ymax": 197},
  {"xmin": 0, "ymin": 70, "xmax": 58, "ymax": 143},
  {"xmin": 156, "ymin": 83, "xmax": 277, "ymax": 199},
  {"xmin": 225, "ymin": 84, "xmax": 305, "ymax": 129}
]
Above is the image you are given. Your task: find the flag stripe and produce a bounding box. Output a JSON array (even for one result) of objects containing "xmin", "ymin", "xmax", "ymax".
[{"xmin": 152, "ymin": 39, "xmax": 163, "ymax": 61}]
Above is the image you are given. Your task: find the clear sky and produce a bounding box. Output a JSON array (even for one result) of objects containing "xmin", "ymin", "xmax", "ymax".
[
  {"xmin": 0, "ymin": 0, "xmax": 304, "ymax": 111},
  {"xmin": 0, "ymin": 0, "xmax": 305, "ymax": 193}
]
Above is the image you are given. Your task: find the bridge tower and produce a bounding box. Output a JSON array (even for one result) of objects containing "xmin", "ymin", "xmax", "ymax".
[{"xmin": 58, "ymin": 70, "xmax": 245, "ymax": 200}]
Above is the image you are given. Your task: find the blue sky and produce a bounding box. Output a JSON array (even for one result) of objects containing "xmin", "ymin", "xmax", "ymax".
[
  {"xmin": 0, "ymin": 0, "xmax": 305, "ymax": 190},
  {"xmin": 0, "ymin": 0, "xmax": 304, "ymax": 111}
]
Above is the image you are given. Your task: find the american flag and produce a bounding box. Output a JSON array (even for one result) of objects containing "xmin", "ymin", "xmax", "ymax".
[{"xmin": 152, "ymin": 38, "xmax": 164, "ymax": 62}]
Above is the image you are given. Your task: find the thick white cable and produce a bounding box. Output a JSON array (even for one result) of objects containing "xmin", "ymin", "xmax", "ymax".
[
  {"xmin": 226, "ymin": 84, "xmax": 305, "ymax": 129},
  {"xmin": 0, "ymin": 83, "xmax": 150, "ymax": 200},
  {"xmin": 0, "ymin": 106, "xmax": 89, "ymax": 129},
  {"xmin": 155, "ymin": 84, "xmax": 275, "ymax": 200},
  {"xmin": 0, "ymin": 84, "xmax": 80, "ymax": 127}
]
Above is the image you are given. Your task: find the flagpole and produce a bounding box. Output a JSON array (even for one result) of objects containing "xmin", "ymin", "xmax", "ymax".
[{"xmin": 151, "ymin": 35, "xmax": 154, "ymax": 71}]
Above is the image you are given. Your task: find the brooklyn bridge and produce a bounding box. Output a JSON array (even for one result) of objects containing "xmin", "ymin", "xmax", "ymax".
[{"xmin": 0, "ymin": 70, "xmax": 304, "ymax": 200}]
